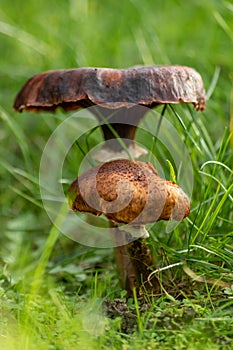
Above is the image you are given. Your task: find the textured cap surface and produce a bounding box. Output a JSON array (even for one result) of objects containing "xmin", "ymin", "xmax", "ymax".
[
  {"xmin": 68, "ymin": 159, "xmax": 190, "ymax": 225},
  {"xmin": 14, "ymin": 65, "xmax": 206, "ymax": 112}
]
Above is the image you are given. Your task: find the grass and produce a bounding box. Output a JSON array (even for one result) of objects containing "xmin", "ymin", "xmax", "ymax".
[{"xmin": 0, "ymin": 0, "xmax": 233, "ymax": 349}]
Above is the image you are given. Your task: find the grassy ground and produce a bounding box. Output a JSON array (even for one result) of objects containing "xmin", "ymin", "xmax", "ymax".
[{"xmin": 0, "ymin": 0, "xmax": 233, "ymax": 349}]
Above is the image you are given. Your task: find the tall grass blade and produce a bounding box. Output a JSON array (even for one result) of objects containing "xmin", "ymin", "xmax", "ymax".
[
  {"xmin": 169, "ymin": 105, "xmax": 202, "ymax": 153},
  {"xmin": 213, "ymin": 11, "xmax": 233, "ymax": 41},
  {"xmin": 93, "ymin": 108, "xmax": 133, "ymax": 160},
  {"xmin": 0, "ymin": 107, "xmax": 31, "ymax": 171},
  {"xmin": 133, "ymin": 28, "xmax": 154, "ymax": 65},
  {"xmin": 0, "ymin": 20, "xmax": 50, "ymax": 55},
  {"xmin": 30, "ymin": 202, "xmax": 67, "ymax": 294},
  {"xmin": 206, "ymin": 66, "xmax": 221, "ymax": 100}
]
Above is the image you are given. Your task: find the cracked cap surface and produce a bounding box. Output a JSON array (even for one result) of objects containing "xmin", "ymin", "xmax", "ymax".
[{"xmin": 14, "ymin": 65, "xmax": 206, "ymax": 112}]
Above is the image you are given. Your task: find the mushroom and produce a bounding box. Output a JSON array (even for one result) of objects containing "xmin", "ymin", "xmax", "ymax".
[
  {"xmin": 14, "ymin": 65, "xmax": 206, "ymax": 161},
  {"xmin": 68, "ymin": 159, "xmax": 190, "ymax": 296},
  {"xmin": 14, "ymin": 65, "xmax": 205, "ymax": 296}
]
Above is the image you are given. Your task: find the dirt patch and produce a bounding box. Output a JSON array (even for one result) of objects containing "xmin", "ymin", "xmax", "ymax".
[
  {"xmin": 103, "ymin": 299, "xmax": 142, "ymax": 333},
  {"xmin": 103, "ymin": 298, "xmax": 197, "ymax": 334}
]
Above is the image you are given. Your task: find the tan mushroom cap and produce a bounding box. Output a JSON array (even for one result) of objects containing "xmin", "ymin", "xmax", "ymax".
[
  {"xmin": 14, "ymin": 65, "xmax": 206, "ymax": 112},
  {"xmin": 68, "ymin": 159, "xmax": 190, "ymax": 225}
]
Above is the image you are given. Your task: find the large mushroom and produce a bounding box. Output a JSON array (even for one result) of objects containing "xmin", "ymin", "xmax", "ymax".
[
  {"xmin": 68, "ymin": 159, "xmax": 190, "ymax": 296},
  {"xmin": 14, "ymin": 65, "xmax": 206, "ymax": 160}
]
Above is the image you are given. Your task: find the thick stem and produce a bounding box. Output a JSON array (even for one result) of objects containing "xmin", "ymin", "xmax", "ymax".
[
  {"xmin": 93, "ymin": 105, "xmax": 148, "ymax": 152},
  {"xmin": 113, "ymin": 223, "xmax": 158, "ymax": 298},
  {"xmin": 112, "ymin": 223, "xmax": 137, "ymax": 294},
  {"xmin": 127, "ymin": 239, "xmax": 159, "ymax": 297},
  {"xmin": 115, "ymin": 241, "xmax": 137, "ymax": 295},
  {"xmin": 101, "ymin": 123, "xmax": 137, "ymax": 151}
]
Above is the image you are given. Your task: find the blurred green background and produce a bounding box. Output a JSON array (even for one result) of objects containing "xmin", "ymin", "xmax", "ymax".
[
  {"xmin": 1, "ymin": 0, "xmax": 233, "ymax": 277},
  {"xmin": 0, "ymin": 1, "xmax": 232, "ymax": 349},
  {"xmin": 0, "ymin": 0, "xmax": 232, "ymax": 239},
  {"xmin": 1, "ymin": 0, "xmax": 232, "ymax": 222},
  {"xmin": 1, "ymin": 0, "xmax": 232, "ymax": 100}
]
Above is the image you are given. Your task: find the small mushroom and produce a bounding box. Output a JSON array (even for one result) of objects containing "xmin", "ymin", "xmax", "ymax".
[
  {"xmin": 68, "ymin": 159, "xmax": 190, "ymax": 296},
  {"xmin": 14, "ymin": 65, "xmax": 206, "ymax": 160},
  {"xmin": 68, "ymin": 159, "xmax": 190, "ymax": 228}
]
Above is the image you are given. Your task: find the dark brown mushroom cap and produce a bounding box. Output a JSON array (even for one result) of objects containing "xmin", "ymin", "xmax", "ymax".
[
  {"xmin": 68, "ymin": 159, "xmax": 190, "ymax": 225},
  {"xmin": 14, "ymin": 65, "xmax": 206, "ymax": 112}
]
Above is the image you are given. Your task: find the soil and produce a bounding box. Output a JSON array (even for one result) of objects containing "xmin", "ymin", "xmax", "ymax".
[{"xmin": 102, "ymin": 298, "xmax": 197, "ymax": 334}]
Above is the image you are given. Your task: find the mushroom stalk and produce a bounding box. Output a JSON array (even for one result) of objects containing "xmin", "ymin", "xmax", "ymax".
[
  {"xmin": 126, "ymin": 238, "xmax": 158, "ymax": 296},
  {"xmin": 92, "ymin": 105, "xmax": 148, "ymax": 161},
  {"xmin": 93, "ymin": 105, "xmax": 147, "ymax": 148},
  {"xmin": 113, "ymin": 223, "xmax": 158, "ymax": 297},
  {"xmin": 112, "ymin": 223, "xmax": 136, "ymax": 294}
]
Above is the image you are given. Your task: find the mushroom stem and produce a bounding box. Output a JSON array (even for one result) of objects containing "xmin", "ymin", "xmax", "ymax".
[
  {"xmin": 113, "ymin": 223, "xmax": 158, "ymax": 298},
  {"xmin": 111, "ymin": 222, "xmax": 137, "ymax": 294},
  {"xmin": 92, "ymin": 106, "xmax": 149, "ymax": 161},
  {"xmin": 126, "ymin": 238, "xmax": 159, "ymax": 297},
  {"xmin": 93, "ymin": 105, "xmax": 148, "ymax": 152}
]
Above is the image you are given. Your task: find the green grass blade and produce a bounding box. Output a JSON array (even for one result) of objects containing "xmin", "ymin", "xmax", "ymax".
[
  {"xmin": 169, "ymin": 105, "xmax": 202, "ymax": 153},
  {"xmin": 93, "ymin": 108, "xmax": 133, "ymax": 160},
  {"xmin": 203, "ymin": 183, "xmax": 233, "ymax": 240},
  {"xmin": 0, "ymin": 107, "xmax": 31, "ymax": 171},
  {"xmin": 206, "ymin": 66, "xmax": 221, "ymax": 100},
  {"xmin": 10, "ymin": 186, "xmax": 44, "ymax": 210},
  {"xmin": 191, "ymin": 184, "xmax": 221, "ymax": 244},
  {"xmin": 0, "ymin": 20, "xmax": 50, "ymax": 55},
  {"xmin": 30, "ymin": 202, "xmax": 67, "ymax": 294},
  {"xmin": 213, "ymin": 11, "xmax": 233, "ymax": 42}
]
